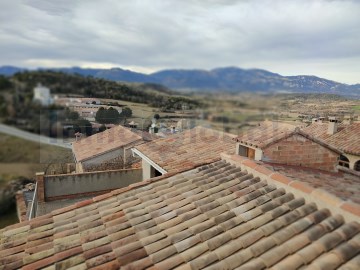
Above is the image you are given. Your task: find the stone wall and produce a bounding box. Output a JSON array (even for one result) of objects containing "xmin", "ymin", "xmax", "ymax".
[{"xmin": 263, "ymin": 134, "xmax": 339, "ymax": 172}]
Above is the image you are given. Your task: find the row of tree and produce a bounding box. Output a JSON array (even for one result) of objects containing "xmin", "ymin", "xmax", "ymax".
[{"xmin": 95, "ymin": 107, "xmax": 132, "ymax": 124}]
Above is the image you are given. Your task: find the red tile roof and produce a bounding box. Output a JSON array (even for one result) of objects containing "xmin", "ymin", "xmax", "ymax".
[
  {"xmin": 1, "ymin": 159, "xmax": 359, "ymax": 269},
  {"xmin": 135, "ymin": 126, "xmax": 236, "ymax": 173},
  {"xmin": 235, "ymin": 121, "xmax": 302, "ymax": 148},
  {"xmin": 235, "ymin": 121, "xmax": 340, "ymax": 154},
  {"xmin": 302, "ymin": 122, "xmax": 360, "ymax": 155},
  {"xmin": 262, "ymin": 163, "xmax": 360, "ymax": 204},
  {"xmin": 72, "ymin": 125, "xmax": 143, "ymax": 162}
]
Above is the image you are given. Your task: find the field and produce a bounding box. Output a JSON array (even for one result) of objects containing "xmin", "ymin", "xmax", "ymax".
[
  {"xmin": 0, "ymin": 133, "xmax": 72, "ymax": 228},
  {"xmin": 0, "ymin": 132, "xmax": 72, "ymax": 162},
  {"xmin": 101, "ymin": 92, "xmax": 360, "ymax": 136},
  {"xmin": 353, "ymin": 105, "xmax": 360, "ymax": 113}
]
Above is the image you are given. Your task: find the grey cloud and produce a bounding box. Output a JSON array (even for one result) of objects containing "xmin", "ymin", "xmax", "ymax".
[{"xmin": 0, "ymin": 0, "xmax": 359, "ymax": 83}]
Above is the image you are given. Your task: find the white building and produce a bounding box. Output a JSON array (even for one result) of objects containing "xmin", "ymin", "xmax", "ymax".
[{"xmin": 33, "ymin": 83, "xmax": 53, "ymax": 106}]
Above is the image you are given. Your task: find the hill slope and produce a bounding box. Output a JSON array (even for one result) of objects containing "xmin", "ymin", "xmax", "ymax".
[
  {"xmin": 0, "ymin": 70, "xmax": 200, "ymax": 110},
  {"xmin": 1, "ymin": 66, "xmax": 359, "ymax": 97}
]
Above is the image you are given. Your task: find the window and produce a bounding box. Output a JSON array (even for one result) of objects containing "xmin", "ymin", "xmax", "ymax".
[
  {"xmin": 237, "ymin": 144, "xmax": 255, "ymax": 160},
  {"xmin": 354, "ymin": 160, "xmax": 360, "ymax": 171},
  {"xmin": 339, "ymin": 155, "xmax": 350, "ymax": 168}
]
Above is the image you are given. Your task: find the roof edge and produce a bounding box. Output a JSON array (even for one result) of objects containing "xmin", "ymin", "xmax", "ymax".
[
  {"xmin": 43, "ymin": 167, "xmax": 142, "ymax": 178},
  {"xmin": 220, "ymin": 153, "xmax": 360, "ymax": 222},
  {"xmin": 75, "ymin": 138, "xmax": 143, "ymax": 162},
  {"xmin": 234, "ymin": 126, "xmax": 343, "ymax": 155},
  {"xmin": 131, "ymin": 148, "xmax": 167, "ymax": 174},
  {"xmin": 337, "ymin": 165, "xmax": 360, "ymax": 177},
  {"xmin": 296, "ymin": 130, "xmax": 343, "ymax": 154},
  {"xmin": 262, "ymin": 129, "xmax": 342, "ymax": 154}
]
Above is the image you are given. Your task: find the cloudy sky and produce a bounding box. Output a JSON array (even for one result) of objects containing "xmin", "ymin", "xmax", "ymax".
[{"xmin": 0, "ymin": 0, "xmax": 359, "ymax": 84}]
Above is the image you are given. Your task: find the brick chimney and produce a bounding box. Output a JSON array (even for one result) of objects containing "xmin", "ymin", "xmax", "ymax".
[{"xmin": 327, "ymin": 117, "xmax": 338, "ymax": 135}]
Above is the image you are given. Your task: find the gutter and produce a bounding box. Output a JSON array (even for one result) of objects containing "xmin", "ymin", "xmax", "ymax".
[
  {"xmin": 29, "ymin": 182, "xmax": 38, "ymax": 220},
  {"xmin": 131, "ymin": 148, "xmax": 167, "ymax": 175}
]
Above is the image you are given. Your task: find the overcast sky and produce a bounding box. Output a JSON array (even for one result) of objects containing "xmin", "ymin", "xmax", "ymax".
[{"xmin": 0, "ymin": 0, "xmax": 359, "ymax": 84}]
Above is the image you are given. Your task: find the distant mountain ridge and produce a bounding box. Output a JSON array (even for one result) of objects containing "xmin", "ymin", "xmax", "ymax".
[{"xmin": 1, "ymin": 65, "xmax": 359, "ymax": 97}]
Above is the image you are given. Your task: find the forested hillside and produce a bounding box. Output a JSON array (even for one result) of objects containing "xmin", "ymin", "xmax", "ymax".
[
  {"xmin": 9, "ymin": 71, "xmax": 200, "ymax": 109},
  {"xmin": 0, "ymin": 71, "xmax": 201, "ymax": 136}
]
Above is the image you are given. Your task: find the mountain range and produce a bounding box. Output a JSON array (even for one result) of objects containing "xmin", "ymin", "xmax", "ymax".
[{"xmin": 1, "ymin": 65, "xmax": 359, "ymax": 97}]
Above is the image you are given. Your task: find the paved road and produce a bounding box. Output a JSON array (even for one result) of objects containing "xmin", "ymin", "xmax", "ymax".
[{"xmin": 0, "ymin": 123, "xmax": 72, "ymax": 149}]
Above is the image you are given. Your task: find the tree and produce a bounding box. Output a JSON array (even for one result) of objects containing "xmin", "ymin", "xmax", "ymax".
[
  {"xmin": 64, "ymin": 108, "xmax": 79, "ymax": 121},
  {"xmin": 0, "ymin": 75, "xmax": 12, "ymax": 91},
  {"xmin": 99, "ymin": 124, "xmax": 106, "ymax": 132},
  {"xmin": 75, "ymin": 119, "xmax": 92, "ymax": 136},
  {"xmin": 95, "ymin": 107, "xmax": 106, "ymax": 123},
  {"xmin": 107, "ymin": 107, "xmax": 121, "ymax": 123},
  {"xmin": 95, "ymin": 107, "xmax": 121, "ymax": 124},
  {"xmin": 120, "ymin": 107, "xmax": 132, "ymax": 124},
  {"xmin": 0, "ymin": 95, "xmax": 7, "ymax": 117}
]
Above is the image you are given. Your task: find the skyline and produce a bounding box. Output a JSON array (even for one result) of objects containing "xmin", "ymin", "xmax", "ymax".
[{"xmin": 0, "ymin": 0, "xmax": 359, "ymax": 84}]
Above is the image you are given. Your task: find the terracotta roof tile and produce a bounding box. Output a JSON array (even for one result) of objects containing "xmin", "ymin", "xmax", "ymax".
[
  {"xmin": 234, "ymin": 121, "xmax": 301, "ymax": 148},
  {"xmin": 135, "ymin": 126, "xmax": 236, "ymax": 173},
  {"xmin": 72, "ymin": 125, "xmax": 143, "ymax": 162},
  {"xmin": 1, "ymin": 160, "xmax": 359, "ymax": 269},
  {"xmin": 302, "ymin": 122, "xmax": 360, "ymax": 155},
  {"xmin": 338, "ymin": 253, "xmax": 360, "ymax": 270},
  {"xmin": 263, "ymin": 162, "xmax": 360, "ymax": 205}
]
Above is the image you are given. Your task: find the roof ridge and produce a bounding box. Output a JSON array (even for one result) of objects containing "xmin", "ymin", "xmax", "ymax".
[
  {"xmin": 235, "ymin": 125, "xmax": 342, "ymax": 154},
  {"xmin": 73, "ymin": 124, "xmax": 142, "ymax": 145},
  {"xmin": 72, "ymin": 125, "xmax": 143, "ymax": 162}
]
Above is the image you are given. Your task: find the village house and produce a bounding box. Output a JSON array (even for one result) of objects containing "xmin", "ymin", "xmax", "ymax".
[
  {"xmin": 302, "ymin": 119, "xmax": 360, "ymax": 171},
  {"xmin": 72, "ymin": 125, "xmax": 144, "ymax": 172},
  {"xmin": 2, "ymin": 144, "xmax": 360, "ymax": 269},
  {"xmin": 234, "ymin": 121, "xmax": 342, "ymax": 172}
]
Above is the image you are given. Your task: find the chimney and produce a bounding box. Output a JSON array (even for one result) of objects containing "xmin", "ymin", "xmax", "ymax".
[
  {"xmin": 327, "ymin": 117, "xmax": 338, "ymax": 135},
  {"xmin": 75, "ymin": 132, "xmax": 82, "ymax": 141}
]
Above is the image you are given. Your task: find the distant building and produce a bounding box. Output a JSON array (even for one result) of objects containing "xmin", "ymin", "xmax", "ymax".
[
  {"xmin": 33, "ymin": 83, "xmax": 53, "ymax": 106},
  {"xmin": 177, "ymin": 118, "xmax": 195, "ymax": 130},
  {"xmin": 128, "ymin": 121, "xmax": 138, "ymax": 128},
  {"xmin": 70, "ymin": 104, "xmax": 122, "ymax": 122}
]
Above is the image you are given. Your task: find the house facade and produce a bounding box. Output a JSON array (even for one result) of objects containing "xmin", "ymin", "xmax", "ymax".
[
  {"xmin": 235, "ymin": 122, "xmax": 341, "ymax": 172},
  {"xmin": 302, "ymin": 121, "xmax": 360, "ymax": 171}
]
